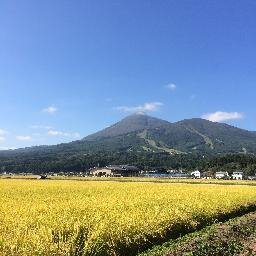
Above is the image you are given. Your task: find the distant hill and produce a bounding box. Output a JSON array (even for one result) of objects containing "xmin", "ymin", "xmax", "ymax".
[
  {"xmin": 1, "ymin": 114, "xmax": 256, "ymax": 173},
  {"xmin": 83, "ymin": 114, "xmax": 256, "ymax": 155}
]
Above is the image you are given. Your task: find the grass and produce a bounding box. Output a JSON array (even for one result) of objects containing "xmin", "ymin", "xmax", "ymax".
[{"xmin": 139, "ymin": 211, "xmax": 256, "ymax": 256}]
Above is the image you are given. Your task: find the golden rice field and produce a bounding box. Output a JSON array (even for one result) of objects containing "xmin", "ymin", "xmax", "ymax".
[{"xmin": 1, "ymin": 179, "xmax": 256, "ymax": 256}]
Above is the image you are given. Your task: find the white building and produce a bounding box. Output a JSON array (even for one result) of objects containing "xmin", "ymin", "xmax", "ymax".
[
  {"xmin": 90, "ymin": 167, "xmax": 113, "ymax": 177},
  {"xmin": 191, "ymin": 170, "xmax": 201, "ymax": 179},
  {"xmin": 232, "ymin": 171, "xmax": 243, "ymax": 180},
  {"xmin": 90, "ymin": 165, "xmax": 140, "ymax": 177},
  {"xmin": 215, "ymin": 171, "xmax": 229, "ymax": 179}
]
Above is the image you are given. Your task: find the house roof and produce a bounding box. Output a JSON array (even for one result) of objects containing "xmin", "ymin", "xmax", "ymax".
[
  {"xmin": 216, "ymin": 171, "xmax": 228, "ymax": 175},
  {"xmin": 107, "ymin": 165, "xmax": 140, "ymax": 172}
]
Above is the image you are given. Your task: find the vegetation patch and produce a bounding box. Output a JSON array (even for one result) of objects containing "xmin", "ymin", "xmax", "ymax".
[{"xmin": 139, "ymin": 212, "xmax": 256, "ymax": 256}]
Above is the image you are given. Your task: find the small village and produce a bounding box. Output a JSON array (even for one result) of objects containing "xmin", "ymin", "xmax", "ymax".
[
  {"xmin": 2, "ymin": 165, "xmax": 256, "ymax": 180},
  {"xmin": 89, "ymin": 165, "xmax": 255, "ymax": 180}
]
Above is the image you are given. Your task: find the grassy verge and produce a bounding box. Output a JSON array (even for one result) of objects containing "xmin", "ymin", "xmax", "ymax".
[{"xmin": 139, "ymin": 212, "xmax": 256, "ymax": 256}]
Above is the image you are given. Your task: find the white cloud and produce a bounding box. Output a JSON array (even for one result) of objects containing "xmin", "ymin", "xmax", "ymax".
[
  {"xmin": 48, "ymin": 130, "xmax": 65, "ymax": 136},
  {"xmin": 0, "ymin": 129, "xmax": 9, "ymax": 143},
  {"xmin": 42, "ymin": 106, "xmax": 57, "ymax": 114},
  {"xmin": 116, "ymin": 102, "xmax": 163, "ymax": 114},
  {"xmin": 0, "ymin": 146, "xmax": 16, "ymax": 151},
  {"xmin": 0, "ymin": 129, "xmax": 8, "ymax": 136},
  {"xmin": 166, "ymin": 83, "xmax": 177, "ymax": 91},
  {"xmin": 30, "ymin": 125, "xmax": 53, "ymax": 130},
  {"xmin": 202, "ymin": 111, "xmax": 243, "ymax": 122},
  {"xmin": 16, "ymin": 135, "xmax": 32, "ymax": 141},
  {"xmin": 73, "ymin": 132, "xmax": 81, "ymax": 138},
  {"xmin": 48, "ymin": 130, "xmax": 80, "ymax": 138}
]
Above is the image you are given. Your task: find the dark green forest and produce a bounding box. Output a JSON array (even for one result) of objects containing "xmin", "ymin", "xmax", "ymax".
[{"xmin": 0, "ymin": 148, "xmax": 256, "ymax": 176}]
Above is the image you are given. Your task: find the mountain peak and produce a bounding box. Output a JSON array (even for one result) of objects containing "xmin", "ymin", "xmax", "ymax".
[{"xmin": 84, "ymin": 114, "xmax": 170, "ymax": 141}]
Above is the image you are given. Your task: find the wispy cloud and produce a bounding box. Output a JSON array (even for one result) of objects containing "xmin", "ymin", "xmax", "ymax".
[
  {"xmin": 0, "ymin": 146, "xmax": 17, "ymax": 151},
  {"xmin": 47, "ymin": 130, "xmax": 80, "ymax": 139},
  {"xmin": 166, "ymin": 83, "xmax": 177, "ymax": 91},
  {"xmin": 202, "ymin": 111, "xmax": 244, "ymax": 122},
  {"xmin": 0, "ymin": 129, "xmax": 8, "ymax": 142},
  {"xmin": 115, "ymin": 102, "xmax": 163, "ymax": 114},
  {"xmin": 48, "ymin": 130, "xmax": 66, "ymax": 136},
  {"xmin": 42, "ymin": 106, "xmax": 58, "ymax": 114},
  {"xmin": 16, "ymin": 135, "xmax": 32, "ymax": 141},
  {"xmin": 0, "ymin": 129, "xmax": 8, "ymax": 136},
  {"xmin": 30, "ymin": 125, "xmax": 53, "ymax": 130}
]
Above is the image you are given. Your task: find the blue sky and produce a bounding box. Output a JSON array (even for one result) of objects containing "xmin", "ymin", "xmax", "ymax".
[{"xmin": 0, "ymin": 0, "xmax": 256, "ymax": 149}]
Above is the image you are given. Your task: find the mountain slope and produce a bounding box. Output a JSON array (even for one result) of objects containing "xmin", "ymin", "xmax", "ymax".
[
  {"xmin": 173, "ymin": 118, "xmax": 256, "ymax": 153},
  {"xmin": 84, "ymin": 113, "xmax": 170, "ymax": 141}
]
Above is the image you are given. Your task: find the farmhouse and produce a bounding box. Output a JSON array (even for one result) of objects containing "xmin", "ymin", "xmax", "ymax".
[
  {"xmin": 191, "ymin": 170, "xmax": 201, "ymax": 179},
  {"xmin": 91, "ymin": 165, "xmax": 140, "ymax": 177},
  {"xmin": 215, "ymin": 171, "xmax": 229, "ymax": 179},
  {"xmin": 232, "ymin": 171, "xmax": 243, "ymax": 180},
  {"xmin": 38, "ymin": 174, "xmax": 47, "ymax": 179},
  {"xmin": 201, "ymin": 171, "xmax": 214, "ymax": 179}
]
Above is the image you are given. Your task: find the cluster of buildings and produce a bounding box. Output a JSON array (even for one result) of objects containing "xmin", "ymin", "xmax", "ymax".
[
  {"xmin": 89, "ymin": 166, "xmax": 249, "ymax": 180},
  {"xmin": 2, "ymin": 166, "xmax": 255, "ymax": 180},
  {"xmin": 191, "ymin": 170, "xmax": 245, "ymax": 180}
]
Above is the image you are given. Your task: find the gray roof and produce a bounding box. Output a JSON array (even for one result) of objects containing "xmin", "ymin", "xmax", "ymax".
[{"xmin": 107, "ymin": 165, "xmax": 140, "ymax": 171}]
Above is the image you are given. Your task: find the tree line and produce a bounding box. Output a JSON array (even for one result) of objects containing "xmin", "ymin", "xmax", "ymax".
[{"xmin": 0, "ymin": 148, "xmax": 255, "ymax": 176}]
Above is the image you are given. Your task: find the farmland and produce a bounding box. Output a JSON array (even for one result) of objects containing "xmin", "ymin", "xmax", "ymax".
[{"xmin": 1, "ymin": 179, "xmax": 256, "ymax": 255}]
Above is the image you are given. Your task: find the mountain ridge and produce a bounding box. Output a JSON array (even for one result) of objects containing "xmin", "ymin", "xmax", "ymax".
[
  {"xmin": 81, "ymin": 114, "xmax": 256, "ymax": 154},
  {"xmin": 1, "ymin": 114, "xmax": 256, "ymax": 173}
]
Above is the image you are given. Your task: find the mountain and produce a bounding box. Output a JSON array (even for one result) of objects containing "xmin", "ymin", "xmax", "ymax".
[
  {"xmin": 83, "ymin": 115, "xmax": 256, "ymax": 155},
  {"xmin": 145, "ymin": 118, "xmax": 256, "ymax": 154},
  {"xmin": 84, "ymin": 113, "xmax": 170, "ymax": 141},
  {"xmin": 174, "ymin": 118, "xmax": 256, "ymax": 153},
  {"xmin": 1, "ymin": 114, "xmax": 256, "ymax": 173}
]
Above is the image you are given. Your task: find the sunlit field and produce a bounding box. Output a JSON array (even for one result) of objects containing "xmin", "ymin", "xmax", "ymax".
[{"xmin": 1, "ymin": 179, "xmax": 256, "ymax": 255}]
